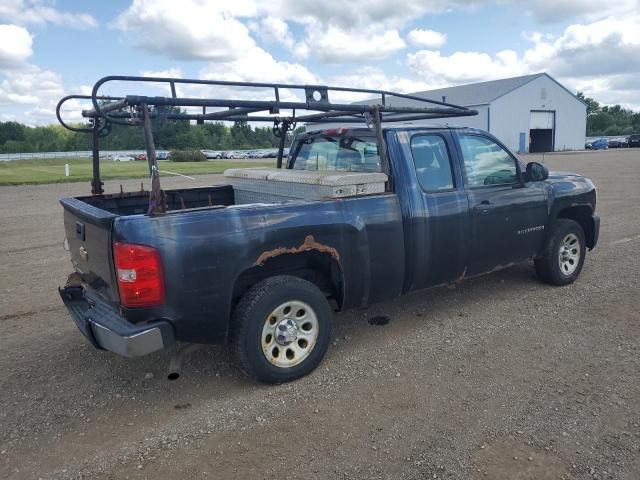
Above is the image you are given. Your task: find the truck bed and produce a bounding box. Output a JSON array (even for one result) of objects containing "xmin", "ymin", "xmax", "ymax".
[
  {"xmin": 76, "ymin": 168, "xmax": 389, "ymax": 216},
  {"xmin": 60, "ymin": 181, "xmax": 405, "ymax": 344},
  {"xmin": 75, "ymin": 185, "xmax": 235, "ymax": 216}
]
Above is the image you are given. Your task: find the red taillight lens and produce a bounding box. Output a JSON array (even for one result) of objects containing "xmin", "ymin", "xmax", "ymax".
[
  {"xmin": 321, "ymin": 128, "xmax": 347, "ymax": 136},
  {"xmin": 113, "ymin": 242, "xmax": 165, "ymax": 308}
]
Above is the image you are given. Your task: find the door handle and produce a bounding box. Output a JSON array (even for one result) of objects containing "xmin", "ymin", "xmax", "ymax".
[{"xmin": 473, "ymin": 201, "xmax": 492, "ymax": 215}]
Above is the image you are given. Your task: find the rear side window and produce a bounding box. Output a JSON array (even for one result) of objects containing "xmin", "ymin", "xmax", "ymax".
[
  {"xmin": 290, "ymin": 135, "xmax": 380, "ymax": 172},
  {"xmin": 410, "ymin": 135, "xmax": 454, "ymax": 191},
  {"xmin": 459, "ymin": 135, "xmax": 517, "ymax": 187}
]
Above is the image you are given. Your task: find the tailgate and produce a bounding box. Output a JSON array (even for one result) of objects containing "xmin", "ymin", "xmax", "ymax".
[{"xmin": 61, "ymin": 197, "xmax": 119, "ymax": 303}]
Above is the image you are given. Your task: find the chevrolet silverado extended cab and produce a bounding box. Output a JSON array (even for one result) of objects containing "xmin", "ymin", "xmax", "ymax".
[{"xmin": 57, "ymin": 77, "xmax": 599, "ymax": 383}]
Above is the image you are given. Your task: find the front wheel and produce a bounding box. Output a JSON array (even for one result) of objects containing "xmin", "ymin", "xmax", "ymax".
[
  {"xmin": 233, "ymin": 275, "xmax": 332, "ymax": 383},
  {"xmin": 535, "ymin": 219, "xmax": 586, "ymax": 286}
]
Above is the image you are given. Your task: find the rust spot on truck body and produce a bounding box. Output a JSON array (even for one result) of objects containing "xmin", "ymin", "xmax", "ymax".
[{"xmin": 255, "ymin": 235, "xmax": 340, "ymax": 266}]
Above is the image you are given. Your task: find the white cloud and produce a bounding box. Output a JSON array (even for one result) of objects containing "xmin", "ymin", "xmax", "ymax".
[
  {"xmin": 0, "ymin": 66, "xmax": 64, "ymax": 107},
  {"xmin": 0, "ymin": 24, "xmax": 32, "ymax": 67},
  {"xmin": 404, "ymin": 12, "xmax": 640, "ymax": 109},
  {"xmin": 115, "ymin": 0, "xmax": 257, "ymax": 61},
  {"xmin": 0, "ymin": 23, "xmax": 70, "ymax": 124},
  {"xmin": 262, "ymin": 0, "xmax": 634, "ymax": 29},
  {"xmin": 200, "ymin": 47, "xmax": 316, "ymax": 85},
  {"xmin": 292, "ymin": 42, "xmax": 310, "ymax": 60},
  {"xmin": 523, "ymin": 16, "xmax": 640, "ymax": 78},
  {"xmin": 408, "ymin": 49, "xmax": 527, "ymax": 85},
  {"xmin": 326, "ymin": 67, "xmax": 433, "ymax": 103},
  {"xmin": 573, "ymin": 74, "xmax": 640, "ymax": 110},
  {"xmin": 523, "ymin": 0, "xmax": 636, "ymax": 23},
  {"xmin": 520, "ymin": 15, "xmax": 640, "ymax": 109},
  {"xmin": 4, "ymin": 0, "xmax": 640, "ymax": 125},
  {"xmin": 0, "ymin": 0, "xmax": 97, "ymax": 28},
  {"xmin": 251, "ymin": 17, "xmax": 294, "ymax": 48},
  {"xmin": 190, "ymin": 47, "xmax": 318, "ymax": 119},
  {"xmin": 407, "ymin": 29, "xmax": 447, "ymax": 48},
  {"xmin": 260, "ymin": 0, "xmax": 464, "ymax": 30},
  {"xmin": 304, "ymin": 25, "xmax": 406, "ymax": 62}
]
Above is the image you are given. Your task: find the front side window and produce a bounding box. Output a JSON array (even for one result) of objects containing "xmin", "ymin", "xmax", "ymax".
[
  {"xmin": 459, "ymin": 135, "xmax": 517, "ymax": 187},
  {"xmin": 410, "ymin": 135, "xmax": 454, "ymax": 191},
  {"xmin": 290, "ymin": 135, "xmax": 380, "ymax": 172}
]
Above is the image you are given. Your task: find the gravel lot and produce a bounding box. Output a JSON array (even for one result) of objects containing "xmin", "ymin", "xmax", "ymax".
[{"xmin": 1, "ymin": 149, "xmax": 639, "ymax": 480}]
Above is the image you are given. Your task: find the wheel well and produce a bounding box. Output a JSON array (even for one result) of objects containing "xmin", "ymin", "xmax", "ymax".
[
  {"xmin": 557, "ymin": 205, "xmax": 595, "ymax": 248},
  {"xmin": 231, "ymin": 252, "xmax": 344, "ymax": 314}
]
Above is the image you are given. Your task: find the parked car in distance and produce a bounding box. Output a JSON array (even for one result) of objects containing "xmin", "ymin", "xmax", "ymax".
[
  {"xmin": 201, "ymin": 150, "xmax": 223, "ymax": 159},
  {"xmin": 608, "ymin": 138, "xmax": 628, "ymax": 148},
  {"xmin": 135, "ymin": 153, "xmax": 147, "ymax": 161},
  {"xmin": 590, "ymin": 138, "xmax": 608, "ymax": 150},
  {"xmin": 585, "ymin": 141, "xmax": 593, "ymax": 150},
  {"xmin": 628, "ymin": 134, "xmax": 640, "ymax": 147},
  {"xmin": 156, "ymin": 151, "xmax": 170, "ymax": 160},
  {"xmin": 224, "ymin": 151, "xmax": 249, "ymax": 159},
  {"xmin": 112, "ymin": 155, "xmax": 134, "ymax": 162}
]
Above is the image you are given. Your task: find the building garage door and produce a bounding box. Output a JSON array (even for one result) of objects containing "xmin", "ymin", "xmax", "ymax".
[{"xmin": 529, "ymin": 111, "xmax": 554, "ymax": 153}]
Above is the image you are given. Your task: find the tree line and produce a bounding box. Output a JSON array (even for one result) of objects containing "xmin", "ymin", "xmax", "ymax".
[
  {"xmin": 0, "ymin": 93, "xmax": 638, "ymax": 153},
  {"xmin": 577, "ymin": 92, "xmax": 640, "ymax": 137},
  {"xmin": 0, "ymin": 117, "xmax": 304, "ymax": 154}
]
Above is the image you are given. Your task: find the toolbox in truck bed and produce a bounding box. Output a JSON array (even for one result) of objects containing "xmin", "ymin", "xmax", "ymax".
[{"xmin": 224, "ymin": 168, "xmax": 388, "ymax": 203}]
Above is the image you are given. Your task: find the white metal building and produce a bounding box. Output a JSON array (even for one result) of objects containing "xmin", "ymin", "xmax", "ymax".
[{"xmin": 325, "ymin": 73, "xmax": 587, "ymax": 153}]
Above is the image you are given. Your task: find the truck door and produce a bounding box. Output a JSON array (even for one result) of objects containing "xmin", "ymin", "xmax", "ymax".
[
  {"xmin": 454, "ymin": 132, "xmax": 548, "ymax": 276},
  {"xmin": 396, "ymin": 130, "xmax": 469, "ymax": 291}
]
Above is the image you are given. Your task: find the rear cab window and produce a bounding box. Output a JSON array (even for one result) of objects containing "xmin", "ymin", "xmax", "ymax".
[
  {"xmin": 410, "ymin": 134, "xmax": 455, "ymax": 192},
  {"xmin": 288, "ymin": 131, "xmax": 381, "ymax": 172}
]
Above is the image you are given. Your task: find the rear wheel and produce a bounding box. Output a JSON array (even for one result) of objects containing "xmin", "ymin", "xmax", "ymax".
[
  {"xmin": 233, "ymin": 275, "xmax": 332, "ymax": 383},
  {"xmin": 535, "ymin": 219, "xmax": 586, "ymax": 286}
]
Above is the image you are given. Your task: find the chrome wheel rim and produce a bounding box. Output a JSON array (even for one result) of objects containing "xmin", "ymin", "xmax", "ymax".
[
  {"xmin": 558, "ymin": 233, "xmax": 581, "ymax": 276},
  {"xmin": 261, "ymin": 300, "xmax": 319, "ymax": 368}
]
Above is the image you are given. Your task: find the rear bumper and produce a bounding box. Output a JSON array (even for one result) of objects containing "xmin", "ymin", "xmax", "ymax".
[{"xmin": 59, "ymin": 286, "xmax": 174, "ymax": 357}]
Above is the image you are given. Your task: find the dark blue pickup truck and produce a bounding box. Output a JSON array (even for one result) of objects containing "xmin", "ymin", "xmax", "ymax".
[{"xmin": 57, "ymin": 78, "xmax": 599, "ymax": 383}]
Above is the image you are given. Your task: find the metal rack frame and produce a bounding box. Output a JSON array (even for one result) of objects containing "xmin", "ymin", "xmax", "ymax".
[{"xmin": 56, "ymin": 75, "xmax": 478, "ymax": 214}]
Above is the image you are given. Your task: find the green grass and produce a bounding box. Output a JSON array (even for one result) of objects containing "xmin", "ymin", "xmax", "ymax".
[{"xmin": 0, "ymin": 157, "xmax": 269, "ymax": 186}]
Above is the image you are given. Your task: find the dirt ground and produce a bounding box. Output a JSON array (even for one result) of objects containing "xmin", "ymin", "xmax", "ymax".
[{"xmin": 1, "ymin": 149, "xmax": 639, "ymax": 480}]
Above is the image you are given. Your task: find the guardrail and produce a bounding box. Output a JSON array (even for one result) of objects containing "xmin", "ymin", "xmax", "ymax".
[
  {"xmin": 0, "ymin": 149, "xmax": 279, "ymax": 161},
  {"xmin": 585, "ymin": 135, "xmax": 632, "ymax": 142},
  {"xmin": 0, "ymin": 150, "xmax": 152, "ymax": 161}
]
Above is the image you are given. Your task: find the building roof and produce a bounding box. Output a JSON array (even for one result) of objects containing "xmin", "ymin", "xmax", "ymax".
[
  {"xmin": 355, "ymin": 73, "xmax": 584, "ymax": 109},
  {"xmin": 408, "ymin": 73, "xmax": 546, "ymax": 106}
]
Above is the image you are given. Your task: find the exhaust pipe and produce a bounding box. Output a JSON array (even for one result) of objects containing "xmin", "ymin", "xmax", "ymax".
[{"xmin": 167, "ymin": 344, "xmax": 204, "ymax": 380}]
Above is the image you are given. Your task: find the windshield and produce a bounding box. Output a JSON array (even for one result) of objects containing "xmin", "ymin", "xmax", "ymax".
[{"xmin": 289, "ymin": 135, "xmax": 381, "ymax": 172}]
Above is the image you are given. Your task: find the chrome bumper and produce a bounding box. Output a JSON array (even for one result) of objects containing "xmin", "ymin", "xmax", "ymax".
[{"xmin": 59, "ymin": 286, "xmax": 173, "ymax": 357}]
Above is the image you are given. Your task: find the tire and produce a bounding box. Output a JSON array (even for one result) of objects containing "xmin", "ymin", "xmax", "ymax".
[
  {"xmin": 232, "ymin": 275, "xmax": 333, "ymax": 384},
  {"xmin": 534, "ymin": 219, "xmax": 586, "ymax": 286}
]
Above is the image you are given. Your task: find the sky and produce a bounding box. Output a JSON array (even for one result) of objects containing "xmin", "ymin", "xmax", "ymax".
[{"xmin": 0, "ymin": 0, "xmax": 639, "ymax": 126}]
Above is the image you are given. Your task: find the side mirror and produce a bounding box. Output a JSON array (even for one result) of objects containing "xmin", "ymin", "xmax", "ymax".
[{"xmin": 525, "ymin": 162, "xmax": 549, "ymax": 182}]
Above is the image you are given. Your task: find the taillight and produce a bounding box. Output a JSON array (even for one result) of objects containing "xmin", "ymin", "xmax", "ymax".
[
  {"xmin": 321, "ymin": 128, "xmax": 347, "ymax": 136},
  {"xmin": 113, "ymin": 242, "xmax": 165, "ymax": 308}
]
